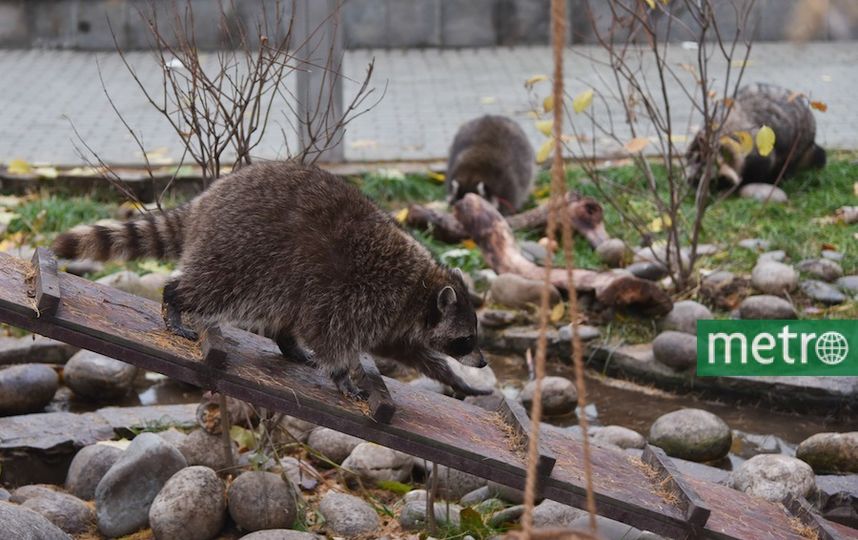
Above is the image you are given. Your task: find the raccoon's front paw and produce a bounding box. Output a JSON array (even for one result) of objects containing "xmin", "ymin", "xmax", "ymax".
[
  {"xmin": 169, "ymin": 324, "xmax": 199, "ymax": 342},
  {"xmin": 333, "ymin": 372, "xmax": 369, "ymax": 401}
]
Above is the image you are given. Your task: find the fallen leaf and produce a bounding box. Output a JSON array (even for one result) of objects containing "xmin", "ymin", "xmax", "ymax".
[
  {"xmin": 525, "ymin": 74, "xmax": 548, "ymax": 88},
  {"xmin": 33, "ymin": 167, "xmax": 58, "ymax": 179},
  {"xmin": 394, "ymin": 208, "xmax": 409, "ymax": 223},
  {"xmin": 98, "ymin": 439, "xmax": 131, "ymax": 450},
  {"xmin": 535, "ymin": 120, "xmax": 554, "ymax": 137},
  {"xmin": 427, "ymin": 171, "xmax": 445, "ymax": 183},
  {"xmin": 821, "ymin": 242, "xmax": 837, "ymax": 251},
  {"xmin": 734, "ymin": 131, "xmax": 754, "ymax": 154},
  {"xmin": 648, "ymin": 215, "xmax": 672, "ymax": 233},
  {"xmin": 810, "ymin": 100, "xmax": 828, "ymax": 112},
  {"xmin": 572, "ymin": 89, "xmax": 594, "ymax": 114},
  {"xmin": 853, "ymin": 182, "xmax": 858, "ymax": 197},
  {"xmin": 550, "ymin": 302, "xmax": 565, "ymax": 323},
  {"xmin": 755, "ymin": 125, "xmax": 776, "ymax": 157},
  {"xmin": 480, "ymin": 96, "xmax": 497, "ymax": 104},
  {"xmin": 624, "ymin": 137, "xmax": 650, "ymax": 154},
  {"xmin": 230, "ymin": 425, "xmax": 256, "ymax": 451},
  {"xmin": 543, "ymin": 95, "xmax": 554, "ymax": 113},
  {"xmin": 731, "ymin": 59, "xmax": 753, "ymax": 68},
  {"xmin": 461, "ymin": 239, "xmax": 477, "ymax": 250},
  {"xmin": 536, "ymin": 139, "xmax": 555, "ymax": 163},
  {"xmin": 643, "ymin": 0, "xmax": 655, "ymax": 8},
  {"xmin": 7, "ymin": 159, "xmax": 32, "ymax": 175}
]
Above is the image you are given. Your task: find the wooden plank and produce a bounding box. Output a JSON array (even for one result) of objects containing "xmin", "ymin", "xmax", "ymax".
[
  {"xmin": 496, "ymin": 395, "xmax": 556, "ymax": 480},
  {"xmin": 29, "ymin": 247, "xmax": 61, "ymax": 316},
  {"xmin": 201, "ymin": 325, "xmax": 228, "ymax": 366},
  {"xmin": 641, "ymin": 445, "xmax": 711, "ymax": 529},
  {"xmin": 784, "ymin": 493, "xmax": 846, "ymax": 540},
  {"xmin": 0, "ymin": 251, "xmax": 853, "ymax": 540},
  {"xmin": 356, "ymin": 354, "xmax": 396, "ymax": 424}
]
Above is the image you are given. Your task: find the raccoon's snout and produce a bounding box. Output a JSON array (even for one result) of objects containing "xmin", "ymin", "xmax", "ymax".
[{"xmin": 458, "ymin": 348, "xmax": 486, "ymax": 368}]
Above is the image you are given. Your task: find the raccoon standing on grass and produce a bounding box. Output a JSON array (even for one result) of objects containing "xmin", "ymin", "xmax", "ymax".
[
  {"xmin": 53, "ymin": 162, "xmax": 490, "ymax": 399},
  {"xmin": 686, "ymin": 83, "xmax": 826, "ymax": 188},
  {"xmin": 446, "ymin": 115, "xmax": 535, "ymax": 214}
]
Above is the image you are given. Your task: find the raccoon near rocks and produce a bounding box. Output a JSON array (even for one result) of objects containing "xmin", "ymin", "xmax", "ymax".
[
  {"xmin": 447, "ymin": 115, "xmax": 535, "ymax": 214},
  {"xmin": 53, "ymin": 162, "xmax": 489, "ymax": 399},
  {"xmin": 686, "ymin": 83, "xmax": 826, "ymax": 188}
]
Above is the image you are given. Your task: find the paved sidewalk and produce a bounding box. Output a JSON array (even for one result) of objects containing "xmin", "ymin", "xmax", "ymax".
[{"xmin": 0, "ymin": 41, "xmax": 855, "ymax": 167}]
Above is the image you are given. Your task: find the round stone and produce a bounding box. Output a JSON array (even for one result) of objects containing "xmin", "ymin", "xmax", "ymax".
[
  {"xmin": 649, "ymin": 409, "xmax": 732, "ymax": 462},
  {"xmin": 739, "ymin": 183, "xmax": 788, "ymax": 203},
  {"xmin": 0, "ymin": 501, "xmax": 70, "ymax": 540},
  {"xmin": 519, "ymin": 376, "xmax": 578, "ymax": 416},
  {"xmin": 149, "ymin": 466, "xmax": 226, "ymax": 540},
  {"xmin": 64, "ymin": 350, "xmax": 137, "ymax": 401},
  {"xmin": 427, "ymin": 464, "xmax": 487, "ymax": 500},
  {"xmin": 341, "ymin": 443, "xmax": 413, "ymax": 484},
  {"xmin": 19, "ymin": 489, "xmax": 94, "ymax": 534},
  {"xmin": 65, "ymin": 444, "xmax": 124, "ymax": 500},
  {"xmin": 797, "ymin": 258, "xmax": 843, "ymax": 282},
  {"xmin": 307, "ymin": 427, "xmax": 364, "ymax": 465},
  {"xmin": 738, "ymin": 295, "xmax": 797, "ymax": 320},
  {"xmin": 626, "ymin": 261, "xmax": 669, "ymax": 281},
  {"xmin": 227, "ymin": 472, "xmax": 296, "ymax": 532},
  {"xmin": 658, "ymin": 300, "xmax": 712, "ymax": 335},
  {"xmin": 796, "ymin": 432, "xmax": 858, "ymax": 474},
  {"xmin": 835, "ymin": 275, "xmax": 858, "ymax": 295},
  {"xmin": 239, "ymin": 532, "xmax": 323, "ymax": 540},
  {"xmin": 178, "ymin": 429, "xmax": 237, "ymax": 472},
  {"xmin": 751, "ymin": 261, "xmax": 798, "ymax": 295},
  {"xmin": 319, "ymin": 491, "xmax": 379, "ymax": 537},
  {"xmin": 592, "ymin": 426, "xmax": 646, "ymax": 450},
  {"xmin": 0, "ymin": 364, "xmax": 58, "ymax": 415},
  {"xmin": 596, "ymin": 238, "xmax": 630, "ymax": 268},
  {"xmin": 730, "ymin": 454, "xmax": 816, "ymax": 502},
  {"xmin": 801, "ymin": 280, "xmax": 847, "ymax": 305},
  {"xmin": 652, "ymin": 331, "xmax": 697, "ymax": 370}
]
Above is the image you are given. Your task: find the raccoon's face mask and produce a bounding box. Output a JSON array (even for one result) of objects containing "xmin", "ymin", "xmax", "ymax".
[{"xmin": 429, "ymin": 272, "xmax": 486, "ymax": 368}]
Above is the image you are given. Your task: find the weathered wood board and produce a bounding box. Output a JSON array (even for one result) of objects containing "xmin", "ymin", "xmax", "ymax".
[{"xmin": 0, "ymin": 251, "xmax": 853, "ymax": 540}]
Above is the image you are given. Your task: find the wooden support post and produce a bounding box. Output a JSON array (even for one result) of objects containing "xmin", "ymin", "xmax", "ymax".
[
  {"xmin": 641, "ymin": 445, "xmax": 711, "ymax": 529},
  {"xmin": 497, "ymin": 395, "xmax": 557, "ymax": 479},
  {"xmin": 29, "ymin": 248, "xmax": 60, "ymax": 317},
  {"xmin": 356, "ymin": 354, "xmax": 396, "ymax": 424},
  {"xmin": 201, "ymin": 325, "xmax": 228, "ymax": 366},
  {"xmin": 784, "ymin": 493, "xmax": 846, "ymax": 540}
]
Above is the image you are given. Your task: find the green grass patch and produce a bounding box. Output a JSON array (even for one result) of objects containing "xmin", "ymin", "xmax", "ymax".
[{"xmin": 7, "ymin": 195, "xmax": 114, "ymax": 237}]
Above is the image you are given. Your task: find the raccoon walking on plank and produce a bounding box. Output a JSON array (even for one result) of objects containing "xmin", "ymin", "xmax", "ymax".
[
  {"xmin": 446, "ymin": 115, "xmax": 535, "ymax": 215},
  {"xmin": 53, "ymin": 162, "xmax": 490, "ymax": 399},
  {"xmin": 686, "ymin": 83, "xmax": 826, "ymax": 188}
]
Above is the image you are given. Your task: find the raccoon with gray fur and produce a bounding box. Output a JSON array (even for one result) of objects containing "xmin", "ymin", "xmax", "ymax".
[
  {"xmin": 686, "ymin": 83, "xmax": 826, "ymax": 188},
  {"xmin": 53, "ymin": 163, "xmax": 489, "ymax": 399},
  {"xmin": 447, "ymin": 115, "xmax": 535, "ymax": 214}
]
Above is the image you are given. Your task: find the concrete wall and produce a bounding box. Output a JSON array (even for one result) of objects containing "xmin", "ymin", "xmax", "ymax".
[{"xmin": 0, "ymin": 0, "xmax": 855, "ymax": 50}]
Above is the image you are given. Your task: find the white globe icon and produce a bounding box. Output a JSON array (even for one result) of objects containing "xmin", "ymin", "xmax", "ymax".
[{"xmin": 815, "ymin": 332, "xmax": 849, "ymax": 366}]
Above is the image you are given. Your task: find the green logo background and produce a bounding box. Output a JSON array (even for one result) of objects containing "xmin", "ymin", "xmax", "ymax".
[{"xmin": 697, "ymin": 319, "xmax": 858, "ymax": 376}]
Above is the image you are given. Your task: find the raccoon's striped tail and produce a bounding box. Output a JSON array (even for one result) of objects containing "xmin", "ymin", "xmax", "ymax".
[{"xmin": 53, "ymin": 204, "xmax": 191, "ymax": 261}]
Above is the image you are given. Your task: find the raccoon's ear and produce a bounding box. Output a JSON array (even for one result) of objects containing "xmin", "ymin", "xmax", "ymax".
[
  {"xmin": 452, "ymin": 267, "xmax": 465, "ymax": 281},
  {"xmin": 477, "ymin": 182, "xmax": 486, "ymax": 197},
  {"xmin": 437, "ymin": 285, "xmax": 457, "ymax": 312}
]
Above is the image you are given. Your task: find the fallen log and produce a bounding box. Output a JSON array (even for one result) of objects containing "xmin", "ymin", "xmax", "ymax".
[
  {"xmin": 405, "ymin": 193, "xmax": 608, "ymax": 248},
  {"xmin": 453, "ymin": 194, "xmax": 672, "ymax": 316}
]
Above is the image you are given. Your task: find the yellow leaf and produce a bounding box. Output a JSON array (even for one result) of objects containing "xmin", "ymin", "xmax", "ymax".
[
  {"xmin": 536, "ymin": 139, "xmax": 555, "ymax": 163},
  {"xmin": 543, "ymin": 95, "xmax": 554, "ymax": 113},
  {"xmin": 427, "ymin": 171, "xmax": 445, "ymax": 183},
  {"xmin": 734, "ymin": 131, "xmax": 754, "ymax": 154},
  {"xmin": 853, "ymin": 182, "xmax": 858, "ymax": 197},
  {"xmin": 535, "ymin": 120, "xmax": 553, "ymax": 137},
  {"xmin": 719, "ymin": 135, "xmax": 742, "ymax": 155},
  {"xmin": 480, "ymin": 96, "xmax": 496, "ymax": 104},
  {"xmin": 7, "ymin": 159, "xmax": 32, "ymax": 175},
  {"xmin": 394, "ymin": 208, "xmax": 409, "ymax": 223},
  {"xmin": 755, "ymin": 125, "xmax": 776, "ymax": 157},
  {"xmin": 572, "ymin": 89, "xmax": 593, "ymax": 114},
  {"xmin": 624, "ymin": 137, "xmax": 650, "ymax": 154},
  {"xmin": 810, "ymin": 100, "xmax": 828, "ymax": 112},
  {"xmin": 648, "ymin": 215, "xmax": 672, "ymax": 233},
  {"xmin": 229, "ymin": 426, "xmax": 256, "ymax": 451},
  {"xmin": 525, "ymin": 74, "xmax": 548, "ymax": 88},
  {"xmin": 461, "ymin": 239, "xmax": 477, "ymax": 250},
  {"xmin": 550, "ymin": 302, "xmax": 565, "ymax": 323},
  {"xmin": 98, "ymin": 439, "xmax": 131, "ymax": 450},
  {"xmin": 643, "ymin": 0, "xmax": 656, "ymax": 8}
]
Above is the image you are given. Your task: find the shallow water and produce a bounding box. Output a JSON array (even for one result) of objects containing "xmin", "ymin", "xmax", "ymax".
[{"xmin": 488, "ymin": 353, "xmax": 857, "ymax": 459}]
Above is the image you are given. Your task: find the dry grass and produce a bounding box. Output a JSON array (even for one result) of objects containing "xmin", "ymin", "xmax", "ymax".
[
  {"xmin": 491, "ymin": 410, "xmax": 527, "ymax": 459},
  {"xmin": 630, "ymin": 456, "xmax": 680, "ymax": 507},
  {"xmin": 787, "ymin": 516, "xmax": 821, "ymax": 540}
]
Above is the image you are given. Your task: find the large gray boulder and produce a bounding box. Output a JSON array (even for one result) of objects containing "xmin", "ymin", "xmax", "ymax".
[
  {"xmin": 65, "ymin": 444, "xmax": 124, "ymax": 500},
  {"xmin": 796, "ymin": 432, "xmax": 858, "ymax": 474},
  {"xmin": 0, "ymin": 364, "xmax": 58, "ymax": 415},
  {"xmin": 730, "ymin": 454, "xmax": 816, "ymax": 502},
  {"xmin": 0, "ymin": 501, "xmax": 70, "ymax": 540},
  {"xmin": 319, "ymin": 491, "xmax": 379, "ymax": 537},
  {"xmin": 227, "ymin": 471, "xmax": 296, "ymax": 532},
  {"xmin": 63, "ymin": 350, "xmax": 137, "ymax": 401},
  {"xmin": 149, "ymin": 466, "xmax": 226, "ymax": 540},
  {"xmin": 649, "ymin": 409, "xmax": 732, "ymax": 462},
  {"xmin": 341, "ymin": 443, "xmax": 413, "ymax": 484},
  {"xmin": 95, "ymin": 433, "xmax": 188, "ymax": 537}
]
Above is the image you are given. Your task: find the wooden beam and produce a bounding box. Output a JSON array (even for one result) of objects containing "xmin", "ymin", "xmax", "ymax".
[
  {"xmin": 784, "ymin": 494, "xmax": 847, "ymax": 540},
  {"xmin": 641, "ymin": 445, "xmax": 711, "ymax": 529},
  {"xmin": 29, "ymin": 247, "xmax": 60, "ymax": 317},
  {"xmin": 0, "ymin": 251, "xmax": 851, "ymax": 540},
  {"xmin": 496, "ymin": 395, "xmax": 556, "ymax": 481}
]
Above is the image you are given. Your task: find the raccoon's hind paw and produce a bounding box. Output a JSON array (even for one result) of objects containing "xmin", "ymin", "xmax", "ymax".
[
  {"xmin": 332, "ymin": 370, "xmax": 369, "ymax": 401},
  {"xmin": 167, "ymin": 323, "xmax": 199, "ymax": 342}
]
